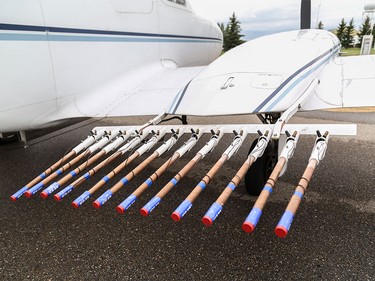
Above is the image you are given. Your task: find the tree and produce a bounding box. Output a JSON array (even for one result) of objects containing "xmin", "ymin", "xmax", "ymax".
[
  {"xmin": 336, "ymin": 18, "xmax": 347, "ymax": 46},
  {"xmin": 358, "ymin": 16, "xmax": 372, "ymax": 46},
  {"xmin": 217, "ymin": 22, "xmax": 225, "ymax": 36},
  {"xmin": 223, "ymin": 12, "xmax": 245, "ymax": 52},
  {"xmin": 342, "ymin": 18, "xmax": 355, "ymax": 48},
  {"xmin": 317, "ymin": 21, "xmax": 324, "ymax": 29}
]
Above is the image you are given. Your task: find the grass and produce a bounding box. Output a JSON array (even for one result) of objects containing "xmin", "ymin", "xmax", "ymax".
[
  {"xmin": 340, "ymin": 47, "xmax": 375, "ymax": 56},
  {"xmin": 327, "ymin": 107, "xmax": 375, "ymax": 112}
]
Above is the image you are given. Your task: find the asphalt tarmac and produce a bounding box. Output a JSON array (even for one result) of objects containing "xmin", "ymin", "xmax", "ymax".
[{"xmin": 1, "ymin": 113, "xmax": 374, "ymax": 280}]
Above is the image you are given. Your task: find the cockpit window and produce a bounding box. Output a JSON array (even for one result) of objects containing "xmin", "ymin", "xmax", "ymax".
[{"xmin": 167, "ymin": 0, "xmax": 186, "ymax": 5}]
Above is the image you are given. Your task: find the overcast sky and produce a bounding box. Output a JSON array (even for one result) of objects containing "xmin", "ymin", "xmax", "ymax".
[{"xmin": 189, "ymin": 0, "xmax": 373, "ymax": 40}]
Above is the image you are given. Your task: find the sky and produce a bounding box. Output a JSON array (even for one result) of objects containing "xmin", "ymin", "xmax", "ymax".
[{"xmin": 189, "ymin": 0, "xmax": 374, "ymax": 40}]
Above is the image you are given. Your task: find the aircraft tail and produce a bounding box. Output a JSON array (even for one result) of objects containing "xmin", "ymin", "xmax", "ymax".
[{"xmin": 301, "ymin": 0, "xmax": 311, "ymax": 29}]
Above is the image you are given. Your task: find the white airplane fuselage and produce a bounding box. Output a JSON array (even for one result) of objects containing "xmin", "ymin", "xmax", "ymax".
[{"xmin": 0, "ymin": 0, "xmax": 222, "ymax": 133}]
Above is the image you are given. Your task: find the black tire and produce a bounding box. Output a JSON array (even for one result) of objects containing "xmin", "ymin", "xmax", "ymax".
[
  {"xmin": 0, "ymin": 132, "xmax": 20, "ymax": 145},
  {"xmin": 245, "ymin": 138, "xmax": 278, "ymax": 196}
]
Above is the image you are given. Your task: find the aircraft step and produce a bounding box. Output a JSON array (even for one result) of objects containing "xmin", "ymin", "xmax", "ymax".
[{"xmin": 11, "ymin": 123, "xmax": 355, "ymax": 238}]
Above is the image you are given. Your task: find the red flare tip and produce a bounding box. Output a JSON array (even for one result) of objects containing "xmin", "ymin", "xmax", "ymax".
[
  {"xmin": 25, "ymin": 191, "xmax": 32, "ymax": 198},
  {"xmin": 140, "ymin": 208, "xmax": 148, "ymax": 217},
  {"xmin": 71, "ymin": 202, "xmax": 79, "ymax": 209},
  {"xmin": 242, "ymin": 222, "xmax": 255, "ymax": 233},
  {"xmin": 275, "ymin": 226, "xmax": 288, "ymax": 238},
  {"xmin": 10, "ymin": 196, "xmax": 17, "ymax": 202},
  {"xmin": 93, "ymin": 201, "xmax": 101, "ymax": 209},
  {"xmin": 53, "ymin": 194, "xmax": 61, "ymax": 201},
  {"xmin": 202, "ymin": 216, "xmax": 213, "ymax": 227},
  {"xmin": 171, "ymin": 212, "xmax": 181, "ymax": 222},
  {"xmin": 40, "ymin": 191, "xmax": 49, "ymax": 199},
  {"xmin": 116, "ymin": 205, "xmax": 125, "ymax": 214}
]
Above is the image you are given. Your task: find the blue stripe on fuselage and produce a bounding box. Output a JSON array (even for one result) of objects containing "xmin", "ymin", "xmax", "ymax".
[
  {"xmin": 252, "ymin": 44, "xmax": 340, "ymax": 113},
  {"xmin": 0, "ymin": 23, "xmax": 222, "ymax": 43},
  {"xmin": 0, "ymin": 33, "xmax": 218, "ymax": 43}
]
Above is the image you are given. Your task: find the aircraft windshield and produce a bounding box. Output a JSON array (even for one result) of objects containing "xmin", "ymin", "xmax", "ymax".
[{"xmin": 166, "ymin": 0, "xmax": 186, "ymax": 6}]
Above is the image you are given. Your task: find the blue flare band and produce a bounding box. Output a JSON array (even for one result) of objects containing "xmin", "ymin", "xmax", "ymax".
[
  {"xmin": 56, "ymin": 169, "xmax": 63, "ymax": 176},
  {"xmin": 11, "ymin": 186, "xmax": 29, "ymax": 199},
  {"xmin": 276, "ymin": 210, "xmax": 294, "ymax": 231},
  {"xmin": 56, "ymin": 185, "xmax": 74, "ymax": 199},
  {"xmin": 244, "ymin": 207, "xmax": 263, "ymax": 227},
  {"xmin": 204, "ymin": 202, "xmax": 223, "ymax": 222},
  {"xmin": 95, "ymin": 190, "xmax": 113, "ymax": 206},
  {"xmin": 118, "ymin": 194, "xmax": 137, "ymax": 210},
  {"xmin": 83, "ymin": 173, "xmax": 91, "ymax": 180},
  {"xmin": 145, "ymin": 178, "xmax": 153, "ymax": 187},
  {"xmin": 102, "ymin": 176, "xmax": 110, "ymax": 183},
  {"xmin": 294, "ymin": 191, "xmax": 304, "ymax": 200},
  {"xmin": 170, "ymin": 178, "xmax": 178, "ymax": 186},
  {"xmin": 142, "ymin": 196, "xmax": 161, "ymax": 213},
  {"xmin": 174, "ymin": 199, "xmax": 192, "ymax": 218},
  {"xmin": 198, "ymin": 181, "xmax": 206, "ymax": 190},
  {"xmin": 263, "ymin": 185, "xmax": 273, "ymax": 194},
  {"xmin": 69, "ymin": 170, "xmax": 77, "ymax": 177},
  {"xmin": 39, "ymin": 173, "xmax": 47, "ymax": 180},
  {"xmin": 227, "ymin": 183, "xmax": 236, "ymax": 191},
  {"xmin": 43, "ymin": 182, "xmax": 61, "ymax": 195},
  {"xmin": 28, "ymin": 182, "xmax": 45, "ymax": 194},
  {"xmin": 73, "ymin": 191, "xmax": 91, "ymax": 206},
  {"xmin": 121, "ymin": 178, "xmax": 129, "ymax": 185}
]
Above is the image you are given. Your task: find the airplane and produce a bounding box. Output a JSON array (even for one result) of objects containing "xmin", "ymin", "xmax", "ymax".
[
  {"xmin": 0, "ymin": 0, "xmax": 222, "ymax": 142},
  {"xmin": 4, "ymin": 0, "xmax": 375, "ymax": 237}
]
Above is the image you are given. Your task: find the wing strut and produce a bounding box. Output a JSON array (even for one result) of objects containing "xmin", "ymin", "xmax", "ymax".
[{"xmin": 272, "ymin": 78, "xmax": 319, "ymax": 139}]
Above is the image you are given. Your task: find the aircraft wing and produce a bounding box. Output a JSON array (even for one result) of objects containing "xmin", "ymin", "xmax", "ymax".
[
  {"xmin": 301, "ymin": 54, "xmax": 375, "ymax": 111},
  {"xmin": 44, "ymin": 54, "xmax": 375, "ymax": 126},
  {"xmin": 43, "ymin": 63, "xmax": 206, "ymax": 124},
  {"xmin": 164, "ymin": 30, "xmax": 375, "ymax": 117}
]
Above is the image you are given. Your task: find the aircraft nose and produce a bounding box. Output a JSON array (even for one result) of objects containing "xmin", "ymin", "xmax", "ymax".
[{"xmin": 211, "ymin": 20, "xmax": 223, "ymax": 41}]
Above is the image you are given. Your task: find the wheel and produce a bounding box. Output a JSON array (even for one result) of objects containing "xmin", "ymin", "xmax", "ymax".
[
  {"xmin": 0, "ymin": 132, "xmax": 20, "ymax": 145},
  {"xmin": 245, "ymin": 138, "xmax": 278, "ymax": 196}
]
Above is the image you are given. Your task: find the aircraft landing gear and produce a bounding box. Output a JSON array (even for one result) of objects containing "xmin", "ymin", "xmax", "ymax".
[
  {"xmin": 244, "ymin": 113, "xmax": 280, "ymax": 196},
  {"xmin": 245, "ymin": 139, "xmax": 278, "ymax": 196},
  {"xmin": 0, "ymin": 132, "xmax": 20, "ymax": 145}
]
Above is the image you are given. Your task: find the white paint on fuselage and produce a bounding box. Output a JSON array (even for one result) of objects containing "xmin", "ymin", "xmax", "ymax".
[{"xmin": 0, "ymin": 0, "xmax": 222, "ymax": 132}]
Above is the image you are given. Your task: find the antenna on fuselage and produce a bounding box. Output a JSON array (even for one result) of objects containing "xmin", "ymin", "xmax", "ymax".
[
  {"xmin": 300, "ymin": 0, "xmax": 311, "ymax": 29},
  {"xmin": 315, "ymin": 0, "xmax": 322, "ymax": 29}
]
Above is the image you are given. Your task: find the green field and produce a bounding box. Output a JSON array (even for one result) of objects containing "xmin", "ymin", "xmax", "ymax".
[{"xmin": 340, "ymin": 47, "xmax": 375, "ymax": 56}]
